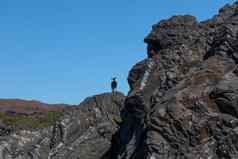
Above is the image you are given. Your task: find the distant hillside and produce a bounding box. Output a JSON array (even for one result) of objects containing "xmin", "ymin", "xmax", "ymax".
[
  {"xmin": 0, "ymin": 99, "xmax": 75, "ymax": 130},
  {"xmin": 0, "ymin": 98, "xmax": 74, "ymax": 115}
]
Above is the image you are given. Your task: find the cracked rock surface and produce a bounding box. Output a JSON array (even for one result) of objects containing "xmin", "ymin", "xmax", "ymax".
[
  {"xmin": 0, "ymin": 92, "xmax": 125, "ymax": 159},
  {"xmin": 2, "ymin": 2, "xmax": 238, "ymax": 159},
  {"xmin": 106, "ymin": 2, "xmax": 238, "ymax": 159}
]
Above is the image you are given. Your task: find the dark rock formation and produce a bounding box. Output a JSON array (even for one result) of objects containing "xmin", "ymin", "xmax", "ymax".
[
  {"xmin": 1, "ymin": 2, "xmax": 238, "ymax": 159},
  {"xmin": 107, "ymin": 2, "xmax": 238, "ymax": 159},
  {"xmin": 0, "ymin": 92, "xmax": 125, "ymax": 159}
]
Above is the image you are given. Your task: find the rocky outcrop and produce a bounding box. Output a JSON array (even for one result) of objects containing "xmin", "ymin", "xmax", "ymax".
[
  {"xmin": 107, "ymin": 2, "xmax": 238, "ymax": 159},
  {"xmin": 1, "ymin": 2, "xmax": 238, "ymax": 159},
  {"xmin": 0, "ymin": 92, "xmax": 125, "ymax": 159}
]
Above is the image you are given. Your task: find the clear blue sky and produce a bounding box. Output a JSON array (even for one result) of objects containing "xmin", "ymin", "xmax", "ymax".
[{"xmin": 0, "ymin": 0, "xmax": 235, "ymax": 104}]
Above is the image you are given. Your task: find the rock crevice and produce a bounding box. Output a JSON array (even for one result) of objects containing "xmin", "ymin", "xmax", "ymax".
[{"xmin": 107, "ymin": 2, "xmax": 238, "ymax": 159}]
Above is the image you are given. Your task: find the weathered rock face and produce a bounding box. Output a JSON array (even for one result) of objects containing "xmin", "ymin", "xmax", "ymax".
[
  {"xmin": 107, "ymin": 2, "xmax": 238, "ymax": 159},
  {"xmin": 0, "ymin": 92, "xmax": 125, "ymax": 159}
]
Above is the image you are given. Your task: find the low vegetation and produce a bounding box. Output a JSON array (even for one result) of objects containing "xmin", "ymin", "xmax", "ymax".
[{"xmin": 0, "ymin": 110, "xmax": 63, "ymax": 130}]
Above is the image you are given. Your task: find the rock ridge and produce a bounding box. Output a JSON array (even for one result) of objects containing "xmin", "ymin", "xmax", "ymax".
[
  {"xmin": 106, "ymin": 2, "xmax": 238, "ymax": 159},
  {"xmin": 0, "ymin": 92, "xmax": 125, "ymax": 159}
]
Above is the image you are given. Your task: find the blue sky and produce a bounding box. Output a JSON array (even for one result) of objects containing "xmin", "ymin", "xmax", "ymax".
[{"xmin": 0, "ymin": 0, "xmax": 235, "ymax": 104}]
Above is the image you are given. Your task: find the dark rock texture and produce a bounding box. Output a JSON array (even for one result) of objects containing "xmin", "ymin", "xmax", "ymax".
[
  {"xmin": 0, "ymin": 92, "xmax": 125, "ymax": 159},
  {"xmin": 1, "ymin": 2, "xmax": 238, "ymax": 159},
  {"xmin": 107, "ymin": 2, "xmax": 238, "ymax": 159}
]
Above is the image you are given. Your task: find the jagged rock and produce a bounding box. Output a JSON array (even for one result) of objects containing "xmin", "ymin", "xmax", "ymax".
[
  {"xmin": 0, "ymin": 92, "xmax": 125, "ymax": 159},
  {"xmin": 2, "ymin": 2, "xmax": 238, "ymax": 159},
  {"xmin": 107, "ymin": 2, "xmax": 238, "ymax": 159}
]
